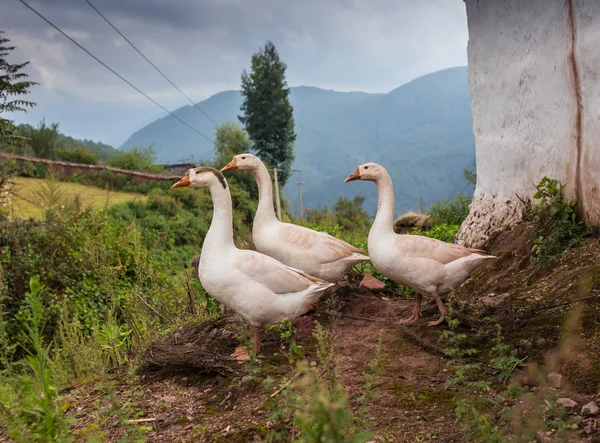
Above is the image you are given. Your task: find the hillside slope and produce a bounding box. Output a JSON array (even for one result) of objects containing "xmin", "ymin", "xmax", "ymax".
[{"xmin": 121, "ymin": 66, "xmax": 475, "ymax": 215}]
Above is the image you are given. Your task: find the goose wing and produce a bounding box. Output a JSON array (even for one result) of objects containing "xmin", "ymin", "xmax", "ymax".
[
  {"xmin": 394, "ymin": 235, "xmax": 485, "ymax": 265},
  {"xmin": 279, "ymin": 224, "xmax": 367, "ymax": 263},
  {"xmin": 235, "ymin": 249, "xmax": 328, "ymax": 295}
]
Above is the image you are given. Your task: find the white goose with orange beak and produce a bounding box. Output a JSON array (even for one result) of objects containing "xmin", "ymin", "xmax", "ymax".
[
  {"xmin": 172, "ymin": 167, "xmax": 334, "ymax": 360},
  {"xmin": 220, "ymin": 153, "xmax": 369, "ymax": 283},
  {"xmin": 344, "ymin": 162, "xmax": 496, "ymax": 326}
]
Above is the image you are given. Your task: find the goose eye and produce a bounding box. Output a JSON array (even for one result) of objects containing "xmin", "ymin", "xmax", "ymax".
[
  {"xmin": 242, "ymin": 156, "xmax": 246, "ymax": 160},
  {"xmin": 364, "ymin": 166, "xmax": 369, "ymax": 170}
]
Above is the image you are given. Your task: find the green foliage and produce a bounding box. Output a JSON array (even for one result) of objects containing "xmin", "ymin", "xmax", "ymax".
[
  {"xmin": 108, "ymin": 146, "xmax": 165, "ymax": 173},
  {"xmin": 527, "ymin": 177, "xmax": 589, "ymax": 263},
  {"xmin": 213, "ymin": 121, "xmax": 252, "ymax": 167},
  {"xmin": 54, "ymin": 146, "xmax": 99, "ymax": 165},
  {"xmin": 267, "ymin": 317, "xmax": 304, "ymax": 364},
  {"xmin": 0, "ymin": 276, "xmax": 74, "ymax": 442},
  {"xmin": 21, "ymin": 119, "xmax": 61, "ymax": 159},
  {"xmin": 0, "ymin": 30, "xmax": 38, "ymax": 152},
  {"xmin": 265, "ymin": 323, "xmax": 374, "ymax": 443},
  {"xmin": 427, "ymin": 192, "xmax": 471, "ymax": 226},
  {"xmin": 463, "ymin": 167, "xmax": 476, "ymax": 188},
  {"xmin": 409, "ymin": 223, "xmax": 460, "ymax": 243},
  {"xmin": 239, "ymin": 41, "xmax": 296, "ymax": 186},
  {"xmin": 212, "ymin": 121, "xmax": 257, "ymax": 198}
]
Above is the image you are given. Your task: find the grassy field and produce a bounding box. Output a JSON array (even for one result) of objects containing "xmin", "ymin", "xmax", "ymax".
[{"xmin": 5, "ymin": 177, "xmax": 147, "ymax": 219}]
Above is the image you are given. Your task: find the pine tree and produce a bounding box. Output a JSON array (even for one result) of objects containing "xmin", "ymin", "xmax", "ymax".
[
  {"xmin": 238, "ymin": 41, "xmax": 296, "ymax": 185},
  {"xmin": 0, "ymin": 30, "xmax": 38, "ymax": 150}
]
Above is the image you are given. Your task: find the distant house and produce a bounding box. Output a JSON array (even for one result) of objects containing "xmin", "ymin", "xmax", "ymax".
[
  {"xmin": 394, "ymin": 211, "xmax": 433, "ymax": 235},
  {"xmin": 161, "ymin": 163, "xmax": 197, "ymax": 176},
  {"xmin": 458, "ymin": 0, "xmax": 600, "ymax": 247}
]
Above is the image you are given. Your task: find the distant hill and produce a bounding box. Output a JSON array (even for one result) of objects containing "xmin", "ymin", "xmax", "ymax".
[{"xmin": 121, "ymin": 66, "xmax": 475, "ymax": 216}]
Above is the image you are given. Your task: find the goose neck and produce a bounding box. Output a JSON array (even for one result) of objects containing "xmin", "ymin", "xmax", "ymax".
[
  {"xmin": 372, "ymin": 173, "xmax": 395, "ymax": 234},
  {"xmin": 252, "ymin": 162, "xmax": 278, "ymax": 223},
  {"xmin": 204, "ymin": 181, "xmax": 234, "ymax": 248}
]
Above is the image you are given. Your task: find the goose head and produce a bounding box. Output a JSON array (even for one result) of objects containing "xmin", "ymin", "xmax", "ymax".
[
  {"xmin": 172, "ymin": 166, "xmax": 228, "ymax": 190},
  {"xmin": 220, "ymin": 153, "xmax": 262, "ymax": 173},
  {"xmin": 344, "ymin": 162, "xmax": 385, "ymax": 183}
]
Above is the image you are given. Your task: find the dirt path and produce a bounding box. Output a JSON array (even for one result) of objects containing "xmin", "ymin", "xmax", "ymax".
[{"xmin": 62, "ymin": 288, "xmax": 461, "ymax": 442}]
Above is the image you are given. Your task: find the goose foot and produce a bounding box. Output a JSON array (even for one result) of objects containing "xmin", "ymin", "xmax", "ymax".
[
  {"xmin": 427, "ymin": 316, "xmax": 446, "ymax": 327},
  {"xmin": 231, "ymin": 346, "xmax": 251, "ymax": 364},
  {"xmin": 231, "ymin": 326, "xmax": 262, "ymax": 364},
  {"xmin": 427, "ymin": 291, "xmax": 447, "ymax": 327},
  {"xmin": 398, "ymin": 294, "xmax": 422, "ymax": 325},
  {"xmin": 399, "ymin": 312, "xmax": 421, "ymax": 324}
]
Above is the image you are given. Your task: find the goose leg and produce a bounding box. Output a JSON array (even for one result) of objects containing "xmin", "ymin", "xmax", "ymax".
[
  {"xmin": 252, "ymin": 326, "xmax": 262, "ymax": 355},
  {"xmin": 399, "ymin": 293, "xmax": 422, "ymax": 324},
  {"xmin": 231, "ymin": 326, "xmax": 262, "ymax": 364},
  {"xmin": 427, "ymin": 290, "xmax": 448, "ymax": 327}
]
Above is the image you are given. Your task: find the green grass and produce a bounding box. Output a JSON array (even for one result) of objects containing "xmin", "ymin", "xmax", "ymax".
[{"xmin": 6, "ymin": 177, "xmax": 148, "ymax": 219}]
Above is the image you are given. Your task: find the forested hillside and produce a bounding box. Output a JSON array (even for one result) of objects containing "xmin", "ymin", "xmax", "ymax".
[{"xmin": 122, "ymin": 66, "xmax": 475, "ymax": 215}]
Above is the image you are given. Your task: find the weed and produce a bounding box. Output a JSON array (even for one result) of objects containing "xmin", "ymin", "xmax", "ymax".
[{"xmin": 527, "ymin": 176, "xmax": 589, "ymax": 263}]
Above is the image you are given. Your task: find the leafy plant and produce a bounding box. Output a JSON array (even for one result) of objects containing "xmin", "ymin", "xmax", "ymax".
[
  {"xmin": 0, "ymin": 276, "xmax": 73, "ymax": 442},
  {"xmin": 427, "ymin": 192, "xmax": 471, "ymax": 226},
  {"xmin": 527, "ymin": 176, "xmax": 589, "ymax": 263},
  {"xmin": 0, "ymin": 30, "xmax": 38, "ymax": 152}
]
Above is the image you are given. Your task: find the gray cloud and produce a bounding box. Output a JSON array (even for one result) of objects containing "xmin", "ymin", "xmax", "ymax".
[{"xmin": 1, "ymin": 0, "xmax": 468, "ymax": 146}]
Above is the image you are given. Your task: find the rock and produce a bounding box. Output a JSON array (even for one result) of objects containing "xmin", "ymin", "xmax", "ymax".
[
  {"xmin": 534, "ymin": 337, "xmax": 546, "ymax": 348},
  {"xmin": 359, "ymin": 274, "xmax": 386, "ymax": 290},
  {"xmin": 582, "ymin": 401, "xmax": 599, "ymax": 416},
  {"xmin": 480, "ymin": 292, "xmax": 510, "ymax": 308},
  {"xmin": 548, "ymin": 372, "xmax": 564, "ymax": 388},
  {"xmin": 557, "ymin": 398, "xmax": 577, "ymax": 408},
  {"xmin": 517, "ymin": 339, "xmax": 533, "ymax": 349}
]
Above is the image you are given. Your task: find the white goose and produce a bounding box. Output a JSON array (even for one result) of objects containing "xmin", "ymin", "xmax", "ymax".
[
  {"xmin": 221, "ymin": 153, "xmax": 369, "ymax": 282},
  {"xmin": 344, "ymin": 162, "xmax": 496, "ymax": 326},
  {"xmin": 172, "ymin": 167, "xmax": 334, "ymax": 358}
]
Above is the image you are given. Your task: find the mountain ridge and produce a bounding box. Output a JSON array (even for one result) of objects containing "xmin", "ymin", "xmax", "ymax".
[{"xmin": 121, "ymin": 66, "xmax": 475, "ymax": 216}]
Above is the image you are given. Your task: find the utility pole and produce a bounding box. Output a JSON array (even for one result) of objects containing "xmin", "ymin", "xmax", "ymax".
[
  {"xmin": 296, "ymin": 181, "xmax": 305, "ymax": 220},
  {"xmin": 270, "ymin": 167, "xmax": 301, "ymax": 221}
]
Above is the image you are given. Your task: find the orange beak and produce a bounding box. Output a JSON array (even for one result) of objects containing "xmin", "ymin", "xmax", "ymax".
[
  {"xmin": 220, "ymin": 157, "xmax": 238, "ymax": 172},
  {"xmin": 172, "ymin": 173, "xmax": 191, "ymax": 188},
  {"xmin": 344, "ymin": 167, "xmax": 361, "ymax": 183}
]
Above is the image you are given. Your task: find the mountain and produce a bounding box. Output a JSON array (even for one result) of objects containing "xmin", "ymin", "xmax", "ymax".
[{"xmin": 121, "ymin": 66, "xmax": 475, "ymax": 216}]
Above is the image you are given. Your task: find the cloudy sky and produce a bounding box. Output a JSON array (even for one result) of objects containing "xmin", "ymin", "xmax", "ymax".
[{"xmin": 2, "ymin": 0, "xmax": 468, "ymax": 147}]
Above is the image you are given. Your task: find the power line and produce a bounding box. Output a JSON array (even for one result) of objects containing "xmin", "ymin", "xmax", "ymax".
[
  {"xmin": 84, "ymin": 0, "xmax": 218, "ymax": 126},
  {"xmin": 16, "ymin": 0, "xmax": 214, "ymax": 144}
]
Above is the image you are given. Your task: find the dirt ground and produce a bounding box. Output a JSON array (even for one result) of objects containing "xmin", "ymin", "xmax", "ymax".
[
  {"xmin": 62, "ymin": 285, "xmax": 462, "ymax": 442},
  {"xmin": 5, "ymin": 222, "xmax": 600, "ymax": 442}
]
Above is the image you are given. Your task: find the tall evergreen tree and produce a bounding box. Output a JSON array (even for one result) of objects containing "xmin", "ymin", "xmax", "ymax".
[
  {"xmin": 0, "ymin": 30, "xmax": 37, "ymax": 151},
  {"xmin": 238, "ymin": 41, "xmax": 296, "ymax": 185}
]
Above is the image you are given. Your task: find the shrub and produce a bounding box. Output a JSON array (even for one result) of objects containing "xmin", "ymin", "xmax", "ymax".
[
  {"xmin": 526, "ymin": 176, "xmax": 589, "ymax": 263},
  {"xmin": 427, "ymin": 192, "xmax": 471, "ymax": 226}
]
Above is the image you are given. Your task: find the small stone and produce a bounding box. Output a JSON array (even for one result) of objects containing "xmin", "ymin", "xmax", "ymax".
[
  {"xmin": 480, "ymin": 293, "xmax": 510, "ymax": 308},
  {"xmin": 548, "ymin": 372, "xmax": 564, "ymax": 388},
  {"xmin": 510, "ymin": 349, "xmax": 518, "ymax": 356},
  {"xmin": 359, "ymin": 274, "xmax": 386, "ymax": 290},
  {"xmin": 535, "ymin": 337, "xmax": 547, "ymax": 348},
  {"xmin": 582, "ymin": 401, "xmax": 599, "ymax": 416},
  {"xmin": 517, "ymin": 339, "xmax": 533, "ymax": 349},
  {"xmin": 310, "ymin": 361, "xmax": 317, "ymax": 367},
  {"xmin": 557, "ymin": 398, "xmax": 577, "ymax": 408}
]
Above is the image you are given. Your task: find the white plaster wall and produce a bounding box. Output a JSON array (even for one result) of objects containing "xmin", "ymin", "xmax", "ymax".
[
  {"xmin": 575, "ymin": 0, "xmax": 600, "ymax": 222},
  {"xmin": 458, "ymin": 0, "xmax": 600, "ymax": 247}
]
